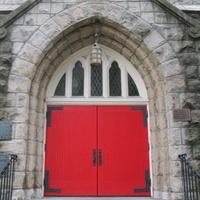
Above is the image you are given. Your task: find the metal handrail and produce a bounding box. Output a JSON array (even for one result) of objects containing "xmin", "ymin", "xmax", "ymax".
[
  {"xmin": 179, "ymin": 154, "xmax": 200, "ymax": 200},
  {"xmin": 0, "ymin": 154, "xmax": 17, "ymax": 200}
]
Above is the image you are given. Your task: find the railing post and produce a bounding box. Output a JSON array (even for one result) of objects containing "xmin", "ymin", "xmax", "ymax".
[
  {"xmin": 179, "ymin": 154, "xmax": 200, "ymax": 200},
  {"xmin": 0, "ymin": 154, "xmax": 17, "ymax": 200}
]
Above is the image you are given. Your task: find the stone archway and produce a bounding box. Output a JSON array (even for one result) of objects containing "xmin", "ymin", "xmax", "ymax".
[{"xmin": 6, "ymin": 2, "xmax": 185, "ymax": 199}]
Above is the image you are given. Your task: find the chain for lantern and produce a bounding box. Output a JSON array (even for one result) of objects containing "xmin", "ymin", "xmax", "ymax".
[{"xmin": 90, "ymin": 20, "xmax": 102, "ymax": 67}]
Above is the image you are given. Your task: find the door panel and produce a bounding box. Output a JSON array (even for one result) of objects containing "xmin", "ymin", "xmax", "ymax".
[
  {"xmin": 45, "ymin": 105, "xmax": 150, "ymax": 197},
  {"xmin": 45, "ymin": 106, "xmax": 97, "ymax": 196},
  {"xmin": 98, "ymin": 106, "xmax": 150, "ymax": 196}
]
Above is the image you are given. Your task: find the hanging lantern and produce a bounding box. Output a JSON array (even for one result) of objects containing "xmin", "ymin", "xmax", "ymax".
[{"xmin": 90, "ymin": 33, "xmax": 102, "ymax": 67}]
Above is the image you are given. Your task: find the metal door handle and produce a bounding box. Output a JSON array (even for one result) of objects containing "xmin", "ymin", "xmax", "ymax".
[
  {"xmin": 98, "ymin": 149, "xmax": 102, "ymax": 166},
  {"xmin": 92, "ymin": 149, "xmax": 96, "ymax": 166}
]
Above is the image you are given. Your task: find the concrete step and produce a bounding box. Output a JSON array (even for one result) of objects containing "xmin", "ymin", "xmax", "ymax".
[{"xmin": 34, "ymin": 197, "xmax": 159, "ymax": 200}]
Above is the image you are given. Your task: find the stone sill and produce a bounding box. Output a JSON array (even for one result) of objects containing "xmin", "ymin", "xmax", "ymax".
[
  {"xmin": 0, "ymin": 5, "xmax": 19, "ymax": 13},
  {"xmin": 175, "ymin": 4, "xmax": 200, "ymax": 12}
]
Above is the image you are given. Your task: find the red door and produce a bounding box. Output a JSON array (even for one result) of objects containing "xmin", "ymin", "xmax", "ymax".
[{"xmin": 44, "ymin": 106, "xmax": 150, "ymax": 197}]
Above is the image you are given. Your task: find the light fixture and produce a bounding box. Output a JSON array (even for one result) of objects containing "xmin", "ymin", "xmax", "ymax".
[{"xmin": 90, "ymin": 20, "xmax": 102, "ymax": 67}]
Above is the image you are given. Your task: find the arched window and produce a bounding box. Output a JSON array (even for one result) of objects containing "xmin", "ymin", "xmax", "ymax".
[
  {"xmin": 54, "ymin": 73, "xmax": 66, "ymax": 96},
  {"xmin": 47, "ymin": 45, "xmax": 147, "ymax": 103},
  {"xmin": 72, "ymin": 61, "xmax": 84, "ymax": 96},
  {"xmin": 109, "ymin": 61, "xmax": 121, "ymax": 96},
  {"xmin": 91, "ymin": 65, "xmax": 102, "ymax": 96}
]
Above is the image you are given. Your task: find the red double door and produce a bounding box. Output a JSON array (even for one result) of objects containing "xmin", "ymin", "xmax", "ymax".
[{"xmin": 44, "ymin": 106, "xmax": 150, "ymax": 197}]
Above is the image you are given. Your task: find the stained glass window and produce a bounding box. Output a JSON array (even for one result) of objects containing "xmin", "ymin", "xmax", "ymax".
[
  {"xmin": 128, "ymin": 73, "xmax": 139, "ymax": 96},
  {"xmin": 72, "ymin": 61, "xmax": 84, "ymax": 96},
  {"xmin": 54, "ymin": 73, "xmax": 66, "ymax": 96},
  {"xmin": 91, "ymin": 65, "xmax": 103, "ymax": 96},
  {"xmin": 109, "ymin": 61, "xmax": 121, "ymax": 96}
]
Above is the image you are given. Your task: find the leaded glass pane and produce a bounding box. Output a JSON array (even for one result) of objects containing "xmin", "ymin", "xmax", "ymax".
[
  {"xmin": 128, "ymin": 73, "xmax": 139, "ymax": 96},
  {"xmin": 72, "ymin": 61, "xmax": 84, "ymax": 96},
  {"xmin": 91, "ymin": 66, "xmax": 102, "ymax": 96},
  {"xmin": 109, "ymin": 61, "xmax": 121, "ymax": 96},
  {"xmin": 54, "ymin": 73, "xmax": 66, "ymax": 96}
]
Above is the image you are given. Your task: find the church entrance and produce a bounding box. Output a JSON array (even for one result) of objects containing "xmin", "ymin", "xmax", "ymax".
[{"xmin": 44, "ymin": 105, "xmax": 150, "ymax": 197}]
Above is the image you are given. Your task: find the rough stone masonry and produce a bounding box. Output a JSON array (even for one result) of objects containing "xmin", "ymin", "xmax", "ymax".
[{"xmin": 0, "ymin": 0, "xmax": 199, "ymax": 199}]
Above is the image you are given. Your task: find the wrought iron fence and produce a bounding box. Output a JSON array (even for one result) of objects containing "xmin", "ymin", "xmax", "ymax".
[
  {"xmin": 0, "ymin": 154, "xmax": 17, "ymax": 200},
  {"xmin": 179, "ymin": 154, "xmax": 200, "ymax": 200}
]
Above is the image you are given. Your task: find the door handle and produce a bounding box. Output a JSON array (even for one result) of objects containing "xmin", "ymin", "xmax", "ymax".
[
  {"xmin": 98, "ymin": 149, "xmax": 102, "ymax": 166},
  {"xmin": 92, "ymin": 149, "xmax": 96, "ymax": 166}
]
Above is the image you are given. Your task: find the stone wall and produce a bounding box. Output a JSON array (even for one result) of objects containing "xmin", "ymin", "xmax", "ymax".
[{"xmin": 0, "ymin": 0, "xmax": 199, "ymax": 199}]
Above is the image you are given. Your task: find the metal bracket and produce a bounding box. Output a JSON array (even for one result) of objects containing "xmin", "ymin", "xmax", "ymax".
[
  {"xmin": 44, "ymin": 170, "xmax": 61, "ymax": 193},
  {"xmin": 46, "ymin": 106, "xmax": 63, "ymax": 127},
  {"xmin": 132, "ymin": 106, "xmax": 148, "ymax": 127},
  {"xmin": 134, "ymin": 170, "xmax": 151, "ymax": 193}
]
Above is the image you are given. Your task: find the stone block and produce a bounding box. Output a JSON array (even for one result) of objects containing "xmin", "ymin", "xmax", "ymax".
[
  {"xmin": 29, "ymin": 30, "xmax": 52, "ymax": 52},
  {"xmin": 10, "ymin": 26, "xmax": 38, "ymax": 42},
  {"xmin": 170, "ymin": 161, "xmax": 182, "ymax": 177},
  {"xmin": 144, "ymin": 30, "xmax": 166, "ymax": 51},
  {"xmin": 120, "ymin": 11, "xmax": 139, "ymax": 31},
  {"xmin": 53, "ymin": 10, "xmax": 75, "ymax": 30},
  {"xmin": 180, "ymin": 93, "xmax": 198, "ymax": 109},
  {"xmin": 18, "ymin": 43, "xmax": 42, "ymax": 64},
  {"xmin": 164, "ymin": 75, "xmax": 186, "ymax": 94},
  {"xmin": 51, "ymin": 3, "xmax": 64, "ymax": 13},
  {"xmin": 25, "ymin": 172, "xmax": 34, "ymax": 189},
  {"xmin": 160, "ymin": 59, "xmax": 183, "ymax": 78},
  {"xmin": 24, "ymin": 14, "xmax": 37, "ymax": 26},
  {"xmin": 16, "ymin": 93, "xmax": 29, "ymax": 108},
  {"xmin": 69, "ymin": 4, "xmax": 90, "ymax": 21},
  {"xmin": 28, "ymin": 124, "xmax": 37, "ymax": 141},
  {"xmin": 37, "ymin": 14, "xmax": 51, "ymax": 25},
  {"xmin": 191, "ymin": 110, "xmax": 200, "ymax": 124},
  {"xmin": 24, "ymin": 188, "xmax": 35, "ymax": 200},
  {"xmin": 168, "ymin": 128, "xmax": 182, "ymax": 146},
  {"xmin": 27, "ymin": 140, "xmax": 36, "ymax": 155},
  {"xmin": 15, "ymin": 154, "xmax": 26, "ymax": 172},
  {"xmin": 36, "ymin": 156, "xmax": 43, "ymax": 172},
  {"xmin": 13, "ymin": 172, "xmax": 25, "ymax": 189},
  {"xmin": 14, "ymin": 123, "xmax": 28, "ymax": 140},
  {"xmin": 154, "ymin": 24, "xmax": 184, "ymax": 41},
  {"xmin": 170, "ymin": 176, "xmax": 183, "ymax": 193},
  {"xmin": 40, "ymin": 18, "xmax": 62, "ymax": 40},
  {"xmin": 0, "ymin": 140, "xmax": 26, "ymax": 154},
  {"xmin": 193, "ymin": 145, "xmax": 200, "ymax": 160},
  {"xmin": 36, "ymin": 142, "xmax": 43, "ymax": 156},
  {"xmin": 36, "ymin": 127, "xmax": 44, "ymax": 143},
  {"xmin": 165, "ymin": 93, "xmax": 180, "ymax": 111},
  {"xmin": 70, "ymin": 40, "xmax": 83, "ymax": 53},
  {"xmin": 150, "ymin": 114, "xmax": 157, "ymax": 132},
  {"xmin": 29, "ymin": 109, "xmax": 38, "ymax": 126},
  {"xmin": 12, "ymin": 189, "xmax": 25, "ymax": 200},
  {"xmin": 169, "ymin": 146, "xmax": 192, "ymax": 161},
  {"xmin": 186, "ymin": 65, "xmax": 198, "ymax": 78},
  {"xmin": 38, "ymin": 3, "xmax": 51, "ymax": 14},
  {"xmin": 121, "ymin": 47, "xmax": 133, "ymax": 60},
  {"xmin": 141, "ymin": 13, "xmax": 154, "ymax": 23},
  {"xmin": 153, "ymin": 43, "xmax": 176, "ymax": 63},
  {"xmin": 27, "ymin": 155, "xmax": 35, "ymax": 172},
  {"xmin": 107, "ymin": 4, "xmax": 126, "ymax": 22},
  {"xmin": 182, "ymin": 128, "xmax": 200, "ymax": 145},
  {"xmin": 35, "ymin": 172, "xmax": 42, "ymax": 188},
  {"xmin": 110, "ymin": 40, "xmax": 123, "ymax": 54},
  {"xmin": 8, "ymin": 75, "xmax": 31, "ymax": 93},
  {"xmin": 187, "ymin": 79, "xmax": 200, "ymax": 92}
]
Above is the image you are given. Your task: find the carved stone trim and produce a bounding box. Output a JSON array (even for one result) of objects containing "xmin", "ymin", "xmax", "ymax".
[
  {"xmin": 152, "ymin": 0, "xmax": 200, "ymax": 39},
  {"xmin": 0, "ymin": 0, "xmax": 42, "ymax": 39}
]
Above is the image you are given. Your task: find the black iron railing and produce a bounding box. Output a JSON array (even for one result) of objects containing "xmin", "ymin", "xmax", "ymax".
[
  {"xmin": 179, "ymin": 154, "xmax": 200, "ymax": 200},
  {"xmin": 0, "ymin": 154, "xmax": 17, "ymax": 200}
]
